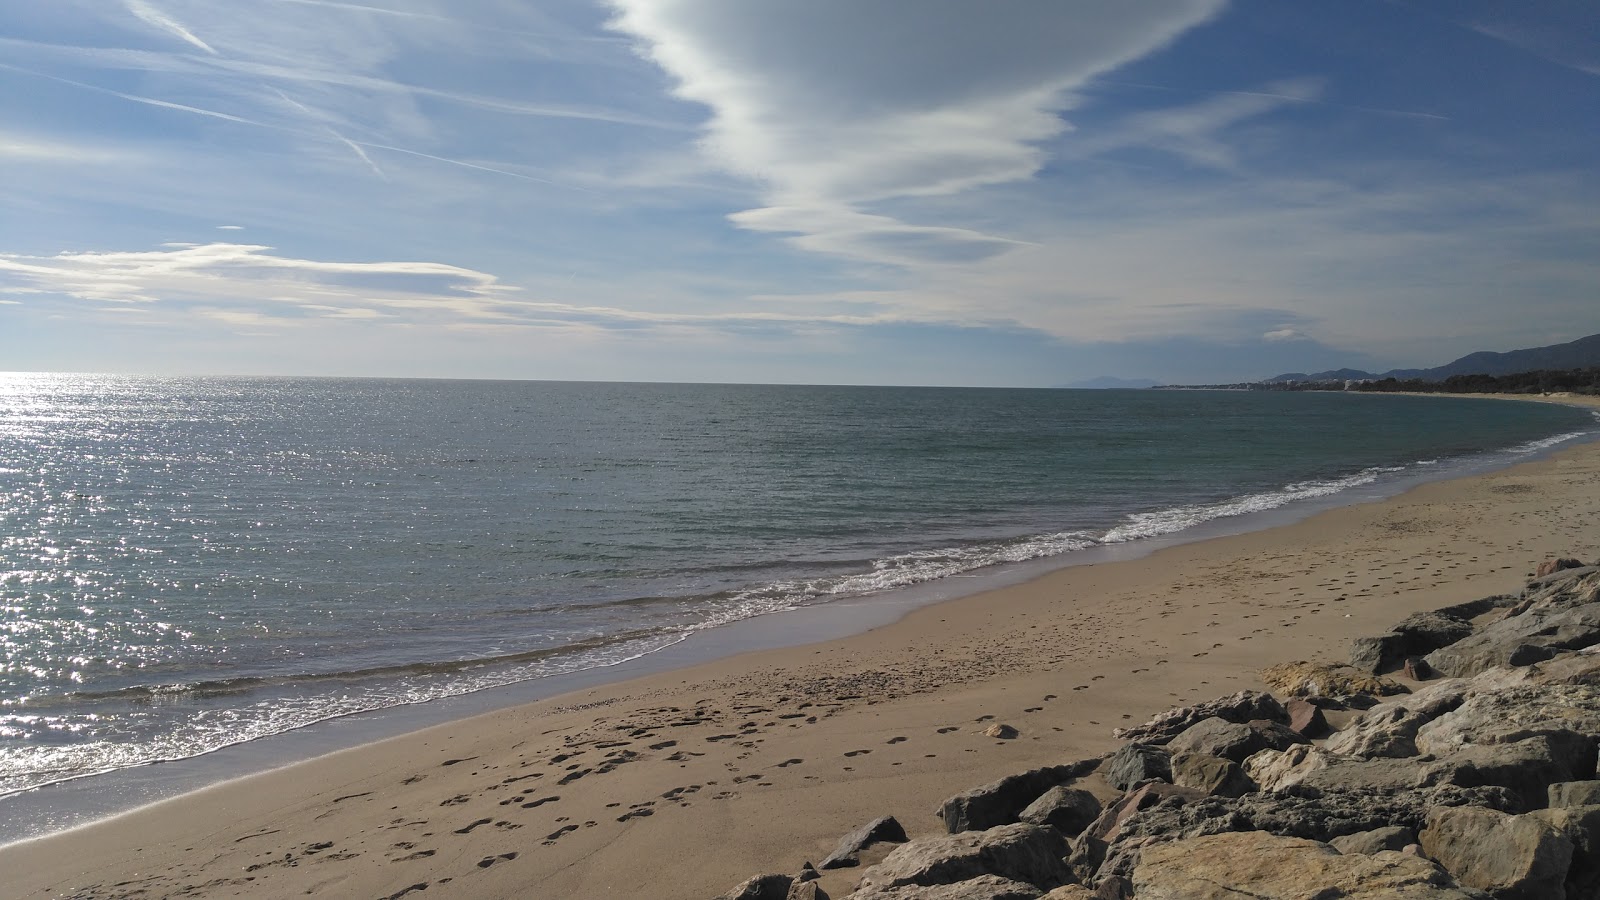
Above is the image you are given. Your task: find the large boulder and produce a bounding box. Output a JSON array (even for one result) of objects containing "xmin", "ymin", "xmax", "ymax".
[
  {"xmin": 937, "ymin": 759, "xmax": 1102, "ymax": 833},
  {"xmin": 1414, "ymin": 682, "xmax": 1600, "ymax": 775},
  {"xmin": 1325, "ymin": 681, "xmax": 1468, "ymax": 758},
  {"xmin": 1330, "ymin": 825, "xmax": 1418, "ymax": 855},
  {"xmin": 1535, "ymin": 558, "xmax": 1588, "ymax": 579},
  {"xmin": 820, "ymin": 816, "xmax": 909, "ymax": 869},
  {"xmin": 847, "ymin": 875, "xmax": 1042, "ymax": 900},
  {"xmin": 1244, "ymin": 744, "xmax": 1334, "ymax": 793},
  {"xmin": 1101, "ymin": 743, "xmax": 1171, "ymax": 792},
  {"xmin": 855, "ymin": 823, "xmax": 1075, "ymax": 894},
  {"xmin": 1261, "ymin": 661, "xmax": 1407, "ymax": 699},
  {"xmin": 1018, "ymin": 786, "xmax": 1101, "ymax": 836},
  {"xmin": 788, "ymin": 883, "xmax": 829, "ymax": 900},
  {"xmin": 1133, "ymin": 831, "xmax": 1484, "ymax": 899},
  {"xmin": 1420, "ymin": 806, "xmax": 1573, "ymax": 900},
  {"xmin": 1070, "ymin": 783, "xmax": 1205, "ymax": 880},
  {"xmin": 1170, "ymin": 753, "xmax": 1254, "ymax": 799},
  {"xmin": 1528, "ymin": 804, "xmax": 1600, "ymax": 900},
  {"xmin": 1550, "ymin": 781, "xmax": 1600, "ymax": 808},
  {"xmin": 1165, "ymin": 717, "xmax": 1305, "ymax": 763},
  {"xmin": 719, "ymin": 874, "xmax": 794, "ymax": 900},
  {"xmin": 1111, "ymin": 691, "xmax": 1286, "ymax": 745},
  {"xmin": 1426, "ymin": 600, "xmax": 1600, "ymax": 678}
]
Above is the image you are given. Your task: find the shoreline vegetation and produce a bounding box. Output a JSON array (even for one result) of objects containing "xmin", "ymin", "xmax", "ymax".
[
  {"xmin": 3, "ymin": 395, "xmax": 1599, "ymax": 899},
  {"xmin": 1158, "ymin": 365, "xmax": 1600, "ymax": 395}
]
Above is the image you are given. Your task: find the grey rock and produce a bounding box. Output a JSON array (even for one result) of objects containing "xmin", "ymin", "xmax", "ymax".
[
  {"xmin": 848, "ymin": 874, "xmax": 1043, "ymax": 900},
  {"xmin": 1438, "ymin": 734, "xmax": 1593, "ymax": 810},
  {"xmin": 1426, "ymin": 602, "xmax": 1600, "ymax": 679},
  {"xmin": 1018, "ymin": 786, "xmax": 1101, "ymax": 836},
  {"xmin": 937, "ymin": 759, "xmax": 1102, "ymax": 833},
  {"xmin": 1170, "ymin": 753, "xmax": 1255, "ymax": 799},
  {"xmin": 1405, "ymin": 656, "xmax": 1437, "ymax": 681},
  {"xmin": 1395, "ymin": 611, "xmax": 1476, "ymax": 653},
  {"xmin": 1244, "ymin": 744, "xmax": 1335, "ymax": 792},
  {"xmin": 855, "ymin": 823, "xmax": 1074, "ymax": 893},
  {"xmin": 797, "ymin": 862, "xmax": 821, "ymax": 882},
  {"xmin": 719, "ymin": 874, "xmax": 794, "ymax": 900},
  {"xmin": 1111, "ymin": 691, "xmax": 1287, "ymax": 745},
  {"xmin": 1421, "ymin": 805, "xmax": 1573, "ymax": 900},
  {"xmin": 1101, "ymin": 744, "xmax": 1171, "ymax": 791},
  {"xmin": 1550, "ymin": 781, "xmax": 1600, "ymax": 809},
  {"xmin": 1353, "ymin": 632, "xmax": 1409, "ymax": 674},
  {"xmin": 1414, "ymin": 682, "xmax": 1600, "ymax": 776},
  {"xmin": 1325, "ymin": 680, "xmax": 1468, "ymax": 758},
  {"xmin": 820, "ymin": 816, "xmax": 908, "ymax": 869},
  {"xmin": 1133, "ymin": 831, "xmax": 1486, "ymax": 899},
  {"xmin": 1165, "ymin": 717, "xmax": 1305, "ymax": 764},
  {"xmin": 1330, "ymin": 825, "xmax": 1419, "ymax": 855},
  {"xmin": 787, "ymin": 883, "xmax": 829, "ymax": 900},
  {"xmin": 1526, "ymin": 565, "xmax": 1599, "ymax": 590}
]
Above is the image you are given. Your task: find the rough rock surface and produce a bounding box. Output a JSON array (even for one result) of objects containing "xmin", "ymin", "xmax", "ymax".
[
  {"xmin": 1165, "ymin": 717, "xmax": 1305, "ymax": 763},
  {"xmin": 1528, "ymin": 804, "xmax": 1600, "ymax": 900},
  {"xmin": 787, "ymin": 882, "xmax": 830, "ymax": 900},
  {"xmin": 1244, "ymin": 744, "xmax": 1334, "ymax": 793},
  {"xmin": 820, "ymin": 816, "xmax": 909, "ymax": 869},
  {"xmin": 1421, "ymin": 806, "xmax": 1573, "ymax": 900},
  {"xmin": 1550, "ymin": 781, "xmax": 1600, "ymax": 808},
  {"xmin": 719, "ymin": 874, "xmax": 794, "ymax": 900},
  {"xmin": 1017, "ymin": 786, "xmax": 1101, "ymax": 835},
  {"xmin": 937, "ymin": 759, "xmax": 1101, "ymax": 833},
  {"xmin": 1132, "ymin": 831, "xmax": 1485, "ymax": 899},
  {"xmin": 1330, "ymin": 825, "xmax": 1419, "ymax": 855},
  {"xmin": 1262, "ymin": 661, "xmax": 1408, "ymax": 698},
  {"xmin": 1101, "ymin": 744, "xmax": 1171, "ymax": 792},
  {"xmin": 1537, "ymin": 558, "xmax": 1589, "ymax": 578},
  {"xmin": 1111, "ymin": 691, "xmax": 1286, "ymax": 745},
  {"xmin": 1286, "ymin": 697, "xmax": 1329, "ymax": 737},
  {"xmin": 855, "ymin": 823, "xmax": 1074, "ymax": 894},
  {"xmin": 847, "ymin": 875, "xmax": 1041, "ymax": 900},
  {"xmin": 1324, "ymin": 680, "xmax": 1469, "ymax": 758},
  {"xmin": 1170, "ymin": 753, "xmax": 1254, "ymax": 798}
]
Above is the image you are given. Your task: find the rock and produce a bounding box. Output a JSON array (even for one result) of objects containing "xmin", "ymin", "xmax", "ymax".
[
  {"xmin": 1352, "ymin": 632, "xmax": 1409, "ymax": 674},
  {"xmin": 1537, "ymin": 558, "xmax": 1588, "ymax": 578},
  {"xmin": 1101, "ymin": 744, "xmax": 1171, "ymax": 792},
  {"xmin": 1325, "ymin": 680, "xmax": 1468, "ymax": 758},
  {"xmin": 1524, "ymin": 566, "xmax": 1600, "ymax": 594},
  {"xmin": 820, "ymin": 816, "xmax": 909, "ymax": 869},
  {"xmin": 848, "ymin": 874, "xmax": 1043, "ymax": 899},
  {"xmin": 937, "ymin": 759, "xmax": 1102, "ymax": 833},
  {"xmin": 1244, "ymin": 744, "xmax": 1334, "ymax": 792},
  {"xmin": 1413, "ymin": 682, "xmax": 1600, "ymax": 777},
  {"xmin": 1286, "ymin": 697, "xmax": 1329, "ymax": 738},
  {"xmin": 1405, "ymin": 656, "xmax": 1436, "ymax": 681},
  {"xmin": 1264, "ymin": 661, "xmax": 1409, "ymax": 698},
  {"xmin": 1170, "ymin": 753, "xmax": 1254, "ymax": 799},
  {"xmin": 787, "ymin": 882, "xmax": 829, "ymax": 900},
  {"xmin": 1330, "ymin": 825, "xmax": 1418, "ymax": 855},
  {"xmin": 855, "ymin": 823, "xmax": 1075, "ymax": 893},
  {"xmin": 1426, "ymin": 600, "xmax": 1600, "ymax": 678},
  {"xmin": 1420, "ymin": 805, "xmax": 1573, "ymax": 900},
  {"xmin": 1038, "ymin": 888, "xmax": 1094, "ymax": 900},
  {"xmin": 1529, "ymin": 804, "xmax": 1600, "ymax": 900},
  {"xmin": 1018, "ymin": 786, "xmax": 1101, "ymax": 836},
  {"xmin": 1133, "ymin": 831, "xmax": 1484, "ymax": 899},
  {"xmin": 719, "ymin": 874, "xmax": 794, "ymax": 900},
  {"xmin": 1394, "ymin": 611, "xmax": 1476, "ymax": 654},
  {"xmin": 1112, "ymin": 691, "xmax": 1287, "ymax": 744},
  {"xmin": 983, "ymin": 723, "xmax": 1019, "ymax": 739},
  {"xmin": 797, "ymin": 862, "xmax": 820, "ymax": 882},
  {"xmin": 1070, "ymin": 782, "xmax": 1205, "ymax": 880},
  {"xmin": 1087, "ymin": 876, "xmax": 1133, "ymax": 900},
  {"xmin": 1550, "ymin": 781, "xmax": 1600, "ymax": 808},
  {"xmin": 1165, "ymin": 716, "xmax": 1306, "ymax": 764},
  {"xmin": 1439, "ymin": 735, "xmax": 1594, "ymax": 810}
]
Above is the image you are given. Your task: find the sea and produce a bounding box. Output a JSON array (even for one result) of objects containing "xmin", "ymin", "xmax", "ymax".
[{"xmin": 1, "ymin": 374, "xmax": 1595, "ymax": 835}]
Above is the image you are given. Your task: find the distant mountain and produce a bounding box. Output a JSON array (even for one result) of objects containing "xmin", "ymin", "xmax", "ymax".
[
  {"xmin": 1266, "ymin": 333, "xmax": 1600, "ymax": 383},
  {"xmin": 1063, "ymin": 376, "xmax": 1160, "ymax": 389}
]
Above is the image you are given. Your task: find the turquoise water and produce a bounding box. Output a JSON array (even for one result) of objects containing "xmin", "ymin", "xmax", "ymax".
[{"xmin": 0, "ymin": 375, "xmax": 1593, "ymax": 797}]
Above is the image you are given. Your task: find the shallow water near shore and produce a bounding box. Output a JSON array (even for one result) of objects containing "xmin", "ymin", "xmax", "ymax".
[{"xmin": 0, "ymin": 376, "xmax": 1594, "ymax": 840}]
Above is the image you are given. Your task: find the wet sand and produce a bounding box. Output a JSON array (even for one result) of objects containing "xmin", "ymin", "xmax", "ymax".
[{"xmin": 5, "ymin": 395, "xmax": 1599, "ymax": 900}]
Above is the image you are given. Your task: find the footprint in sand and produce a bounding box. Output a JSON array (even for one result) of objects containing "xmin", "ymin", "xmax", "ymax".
[
  {"xmin": 887, "ymin": 736, "xmax": 907, "ymax": 744},
  {"xmin": 477, "ymin": 852, "xmax": 518, "ymax": 868},
  {"xmin": 773, "ymin": 758, "xmax": 804, "ymax": 767},
  {"xmin": 454, "ymin": 818, "xmax": 492, "ymax": 835},
  {"xmin": 843, "ymin": 749, "xmax": 872, "ymax": 757},
  {"xmin": 937, "ymin": 726, "xmax": 959, "ymax": 734},
  {"xmin": 542, "ymin": 824, "xmax": 579, "ymax": 844},
  {"xmin": 393, "ymin": 849, "xmax": 436, "ymax": 862},
  {"xmin": 520, "ymin": 796, "xmax": 559, "ymax": 809}
]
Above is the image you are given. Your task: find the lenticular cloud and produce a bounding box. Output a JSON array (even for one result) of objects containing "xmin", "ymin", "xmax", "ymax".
[{"xmin": 607, "ymin": 0, "xmax": 1226, "ymax": 264}]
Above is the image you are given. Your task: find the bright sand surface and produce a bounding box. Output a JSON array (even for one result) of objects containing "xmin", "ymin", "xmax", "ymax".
[{"xmin": 5, "ymin": 394, "xmax": 1599, "ymax": 900}]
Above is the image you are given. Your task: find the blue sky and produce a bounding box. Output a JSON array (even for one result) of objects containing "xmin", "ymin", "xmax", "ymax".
[{"xmin": 1, "ymin": 0, "xmax": 1597, "ymax": 385}]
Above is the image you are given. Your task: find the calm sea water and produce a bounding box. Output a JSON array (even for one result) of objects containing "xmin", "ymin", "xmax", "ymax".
[{"xmin": 0, "ymin": 375, "xmax": 1593, "ymax": 798}]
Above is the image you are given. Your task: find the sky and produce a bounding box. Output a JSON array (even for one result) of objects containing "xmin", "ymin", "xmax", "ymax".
[{"xmin": 1, "ymin": 0, "xmax": 1597, "ymax": 386}]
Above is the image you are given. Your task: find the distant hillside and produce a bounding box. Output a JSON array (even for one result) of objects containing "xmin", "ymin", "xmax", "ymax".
[
  {"xmin": 1063, "ymin": 376, "xmax": 1160, "ymax": 389},
  {"xmin": 1266, "ymin": 333, "xmax": 1600, "ymax": 383}
]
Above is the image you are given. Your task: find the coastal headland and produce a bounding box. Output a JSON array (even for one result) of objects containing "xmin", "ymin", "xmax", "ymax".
[{"xmin": 4, "ymin": 396, "xmax": 1599, "ymax": 899}]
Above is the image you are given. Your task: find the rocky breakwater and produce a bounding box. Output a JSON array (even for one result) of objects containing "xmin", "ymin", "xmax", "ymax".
[{"xmin": 713, "ymin": 559, "xmax": 1600, "ymax": 900}]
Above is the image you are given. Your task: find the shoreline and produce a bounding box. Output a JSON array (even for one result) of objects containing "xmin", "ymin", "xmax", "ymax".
[
  {"xmin": 4, "ymin": 393, "xmax": 1593, "ymax": 843},
  {"xmin": 5, "ymin": 395, "xmax": 1600, "ymax": 899}
]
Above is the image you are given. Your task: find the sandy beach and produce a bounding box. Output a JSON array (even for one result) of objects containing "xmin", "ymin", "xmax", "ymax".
[{"xmin": 5, "ymin": 395, "xmax": 1599, "ymax": 900}]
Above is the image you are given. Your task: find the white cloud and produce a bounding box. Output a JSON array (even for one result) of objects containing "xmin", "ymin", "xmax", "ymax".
[
  {"xmin": 1263, "ymin": 327, "xmax": 1309, "ymax": 342},
  {"xmin": 607, "ymin": 0, "xmax": 1226, "ymax": 263}
]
